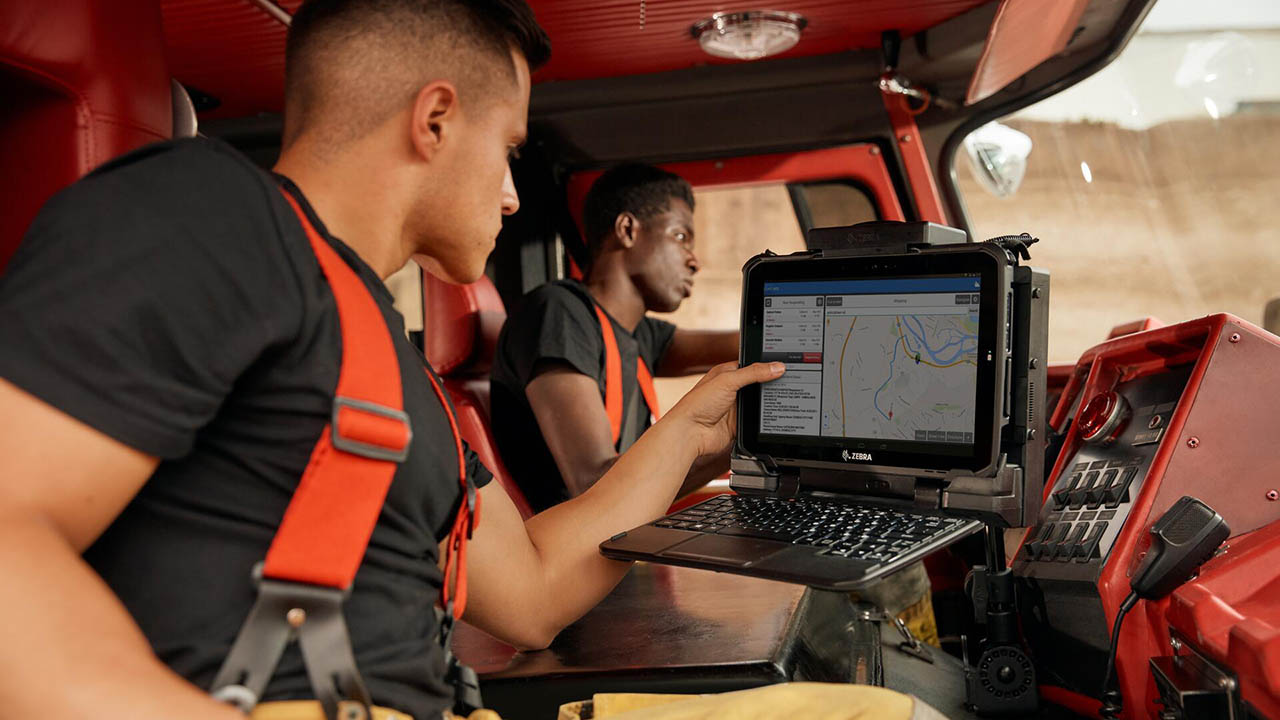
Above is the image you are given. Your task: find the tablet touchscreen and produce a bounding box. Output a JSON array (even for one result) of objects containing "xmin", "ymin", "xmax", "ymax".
[{"xmin": 738, "ymin": 249, "xmax": 1006, "ymax": 474}]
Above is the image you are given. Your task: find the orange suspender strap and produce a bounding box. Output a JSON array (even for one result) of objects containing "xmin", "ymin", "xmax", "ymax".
[
  {"xmin": 595, "ymin": 304, "xmax": 625, "ymax": 445},
  {"xmin": 212, "ymin": 190, "xmax": 479, "ymax": 719},
  {"xmin": 636, "ymin": 356, "xmax": 661, "ymax": 426},
  {"xmin": 431, "ymin": 365, "xmax": 481, "ymax": 619},
  {"xmin": 261, "ymin": 191, "xmax": 411, "ymax": 590},
  {"xmin": 592, "ymin": 304, "xmax": 660, "ymax": 448}
]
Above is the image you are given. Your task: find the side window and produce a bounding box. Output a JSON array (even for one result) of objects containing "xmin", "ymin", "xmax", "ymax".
[{"xmin": 788, "ymin": 180, "xmax": 880, "ymax": 232}]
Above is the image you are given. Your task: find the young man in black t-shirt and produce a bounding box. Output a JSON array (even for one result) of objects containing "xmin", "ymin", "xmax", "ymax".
[
  {"xmin": 0, "ymin": 3, "xmax": 783, "ymax": 718},
  {"xmin": 491, "ymin": 165, "xmax": 740, "ymax": 512}
]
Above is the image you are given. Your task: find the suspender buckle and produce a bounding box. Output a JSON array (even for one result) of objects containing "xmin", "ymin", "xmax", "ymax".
[
  {"xmin": 437, "ymin": 603, "xmax": 484, "ymax": 717},
  {"xmin": 447, "ymin": 661, "xmax": 483, "ymax": 716},
  {"xmin": 331, "ymin": 397, "xmax": 413, "ymax": 462},
  {"xmin": 212, "ymin": 573, "xmax": 373, "ymax": 720},
  {"xmin": 464, "ymin": 479, "xmax": 477, "ymax": 536}
]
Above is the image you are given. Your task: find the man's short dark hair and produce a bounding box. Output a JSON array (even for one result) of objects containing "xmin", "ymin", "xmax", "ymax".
[
  {"xmin": 284, "ymin": 0, "xmax": 550, "ymax": 147},
  {"xmin": 582, "ymin": 164, "xmax": 695, "ymax": 256}
]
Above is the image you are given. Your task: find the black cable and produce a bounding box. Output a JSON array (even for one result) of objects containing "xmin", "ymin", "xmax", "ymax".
[{"xmin": 1099, "ymin": 592, "xmax": 1139, "ymax": 719}]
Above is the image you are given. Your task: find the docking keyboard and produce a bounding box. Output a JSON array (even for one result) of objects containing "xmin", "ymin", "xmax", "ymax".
[{"xmin": 654, "ymin": 494, "xmax": 968, "ymax": 563}]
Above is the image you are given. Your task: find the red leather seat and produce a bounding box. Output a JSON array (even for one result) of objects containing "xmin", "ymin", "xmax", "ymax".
[
  {"xmin": 0, "ymin": 0, "xmax": 176, "ymax": 274},
  {"xmin": 420, "ymin": 265, "xmax": 535, "ymax": 519}
]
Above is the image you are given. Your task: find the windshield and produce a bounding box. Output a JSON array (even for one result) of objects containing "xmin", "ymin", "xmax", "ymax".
[{"xmin": 953, "ymin": 4, "xmax": 1280, "ymax": 362}]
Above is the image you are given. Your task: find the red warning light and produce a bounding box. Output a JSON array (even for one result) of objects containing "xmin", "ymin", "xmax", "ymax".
[{"xmin": 1079, "ymin": 390, "xmax": 1129, "ymax": 444}]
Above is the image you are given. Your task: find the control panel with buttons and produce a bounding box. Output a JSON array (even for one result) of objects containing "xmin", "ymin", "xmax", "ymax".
[{"xmin": 1013, "ymin": 365, "xmax": 1192, "ymax": 581}]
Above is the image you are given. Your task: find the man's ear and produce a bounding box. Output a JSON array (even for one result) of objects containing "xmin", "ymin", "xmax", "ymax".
[
  {"xmin": 409, "ymin": 80, "xmax": 459, "ymax": 162},
  {"xmin": 614, "ymin": 212, "xmax": 640, "ymax": 249}
]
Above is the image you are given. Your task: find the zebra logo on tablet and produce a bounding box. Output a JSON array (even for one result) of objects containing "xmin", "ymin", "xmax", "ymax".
[{"xmin": 842, "ymin": 450, "xmax": 873, "ymax": 462}]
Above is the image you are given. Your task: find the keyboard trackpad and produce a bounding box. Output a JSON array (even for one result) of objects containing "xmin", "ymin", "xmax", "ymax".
[{"xmin": 659, "ymin": 534, "xmax": 790, "ymax": 567}]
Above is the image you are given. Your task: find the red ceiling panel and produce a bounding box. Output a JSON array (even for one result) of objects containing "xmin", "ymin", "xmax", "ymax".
[
  {"xmin": 163, "ymin": 0, "xmax": 302, "ymax": 119},
  {"xmin": 161, "ymin": 0, "xmax": 989, "ymax": 119},
  {"xmin": 532, "ymin": 0, "xmax": 988, "ymax": 81}
]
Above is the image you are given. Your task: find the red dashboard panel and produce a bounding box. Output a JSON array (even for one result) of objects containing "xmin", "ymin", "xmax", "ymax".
[
  {"xmin": 1168, "ymin": 521, "xmax": 1280, "ymax": 719},
  {"xmin": 1019, "ymin": 314, "xmax": 1280, "ymax": 718}
]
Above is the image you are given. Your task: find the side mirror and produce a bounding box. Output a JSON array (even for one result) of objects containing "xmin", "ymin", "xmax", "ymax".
[{"xmin": 963, "ymin": 122, "xmax": 1032, "ymax": 198}]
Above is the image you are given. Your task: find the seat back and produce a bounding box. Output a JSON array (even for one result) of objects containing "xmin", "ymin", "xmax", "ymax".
[
  {"xmin": 420, "ymin": 264, "xmax": 535, "ymax": 519},
  {"xmin": 0, "ymin": 0, "xmax": 177, "ymax": 274}
]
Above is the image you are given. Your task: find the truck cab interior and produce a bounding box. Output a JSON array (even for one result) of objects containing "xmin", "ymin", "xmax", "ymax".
[{"xmin": 3, "ymin": 1, "xmax": 1279, "ymax": 719}]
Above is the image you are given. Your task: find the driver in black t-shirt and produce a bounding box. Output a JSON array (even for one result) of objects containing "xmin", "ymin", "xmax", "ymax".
[
  {"xmin": 491, "ymin": 165, "xmax": 740, "ymax": 513},
  {"xmin": 0, "ymin": 2, "xmax": 784, "ymax": 718}
]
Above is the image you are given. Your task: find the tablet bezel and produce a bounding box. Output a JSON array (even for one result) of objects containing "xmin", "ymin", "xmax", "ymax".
[{"xmin": 737, "ymin": 247, "xmax": 1006, "ymax": 474}]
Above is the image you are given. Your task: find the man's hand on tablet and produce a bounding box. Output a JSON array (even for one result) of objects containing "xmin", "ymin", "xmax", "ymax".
[{"xmin": 662, "ymin": 361, "xmax": 786, "ymax": 462}]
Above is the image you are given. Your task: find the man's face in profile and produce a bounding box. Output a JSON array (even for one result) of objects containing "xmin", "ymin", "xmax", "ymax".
[
  {"xmin": 418, "ymin": 49, "xmax": 531, "ymax": 284},
  {"xmin": 629, "ymin": 197, "xmax": 698, "ymax": 313}
]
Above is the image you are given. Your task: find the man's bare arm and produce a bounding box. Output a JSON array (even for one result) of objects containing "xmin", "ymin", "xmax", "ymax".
[
  {"xmin": 657, "ymin": 329, "xmax": 739, "ymax": 377},
  {"xmin": 0, "ymin": 378, "xmax": 243, "ymax": 720},
  {"xmin": 525, "ymin": 365, "xmax": 619, "ymax": 497},
  {"xmin": 526, "ymin": 364, "xmax": 724, "ymax": 499},
  {"xmin": 462, "ymin": 362, "xmax": 784, "ymax": 650}
]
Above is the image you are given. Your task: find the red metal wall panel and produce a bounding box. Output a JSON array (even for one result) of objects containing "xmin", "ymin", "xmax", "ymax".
[{"xmin": 565, "ymin": 143, "xmax": 906, "ymax": 240}]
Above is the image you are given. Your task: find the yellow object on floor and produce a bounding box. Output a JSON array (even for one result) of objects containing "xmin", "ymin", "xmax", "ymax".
[
  {"xmin": 897, "ymin": 590, "xmax": 941, "ymax": 648},
  {"xmin": 849, "ymin": 561, "xmax": 941, "ymax": 648},
  {"xmin": 557, "ymin": 682, "xmax": 948, "ymax": 720},
  {"xmin": 251, "ymin": 700, "xmax": 502, "ymax": 720},
  {"xmin": 252, "ymin": 700, "xmax": 415, "ymax": 720}
]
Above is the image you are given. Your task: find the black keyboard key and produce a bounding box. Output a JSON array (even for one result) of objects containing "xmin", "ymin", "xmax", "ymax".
[{"xmin": 717, "ymin": 526, "xmax": 794, "ymax": 543}]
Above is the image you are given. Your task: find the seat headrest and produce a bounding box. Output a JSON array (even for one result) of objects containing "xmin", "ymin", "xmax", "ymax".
[
  {"xmin": 0, "ymin": 0, "xmax": 173, "ymax": 273},
  {"xmin": 421, "ymin": 263, "xmax": 506, "ymax": 377}
]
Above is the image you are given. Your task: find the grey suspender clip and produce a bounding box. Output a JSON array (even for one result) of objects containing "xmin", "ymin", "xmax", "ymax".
[{"xmin": 211, "ymin": 566, "xmax": 373, "ymax": 720}]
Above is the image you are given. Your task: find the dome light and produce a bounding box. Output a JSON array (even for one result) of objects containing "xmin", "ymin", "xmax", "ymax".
[{"xmin": 691, "ymin": 11, "xmax": 807, "ymax": 61}]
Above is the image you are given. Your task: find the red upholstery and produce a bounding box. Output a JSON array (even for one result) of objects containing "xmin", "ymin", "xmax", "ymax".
[
  {"xmin": 0, "ymin": 0, "xmax": 173, "ymax": 274},
  {"xmin": 419, "ymin": 263, "xmax": 534, "ymax": 520},
  {"xmin": 423, "ymin": 265, "xmax": 507, "ymax": 379}
]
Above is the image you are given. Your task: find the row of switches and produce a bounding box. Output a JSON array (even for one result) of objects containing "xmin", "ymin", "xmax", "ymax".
[
  {"xmin": 1025, "ymin": 520, "xmax": 1108, "ymax": 562},
  {"xmin": 1052, "ymin": 466, "xmax": 1138, "ymax": 510}
]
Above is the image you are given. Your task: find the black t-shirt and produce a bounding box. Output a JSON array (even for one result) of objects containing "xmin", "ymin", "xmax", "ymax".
[
  {"xmin": 0, "ymin": 138, "xmax": 492, "ymax": 718},
  {"xmin": 490, "ymin": 280, "xmax": 675, "ymax": 512}
]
